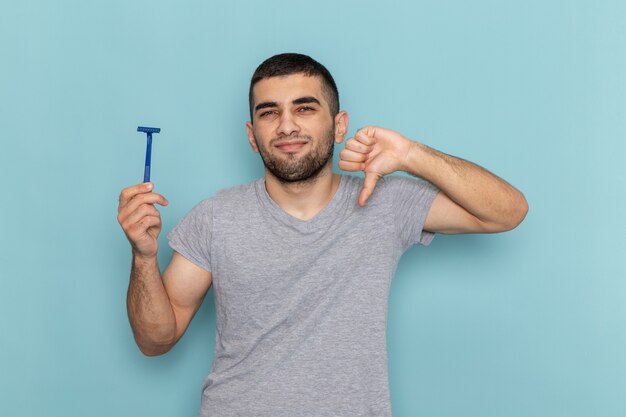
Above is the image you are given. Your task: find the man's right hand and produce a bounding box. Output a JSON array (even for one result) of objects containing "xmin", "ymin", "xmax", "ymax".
[{"xmin": 117, "ymin": 182, "xmax": 169, "ymax": 259}]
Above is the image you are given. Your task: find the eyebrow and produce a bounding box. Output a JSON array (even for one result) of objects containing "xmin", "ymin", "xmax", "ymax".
[
  {"xmin": 255, "ymin": 101, "xmax": 278, "ymax": 112},
  {"xmin": 292, "ymin": 96, "xmax": 321, "ymax": 106},
  {"xmin": 255, "ymin": 96, "xmax": 321, "ymax": 113}
]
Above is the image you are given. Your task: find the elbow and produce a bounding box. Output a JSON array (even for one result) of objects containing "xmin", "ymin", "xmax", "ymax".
[
  {"xmin": 137, "ymin": 339, "xmax": 176, "ymax": 357},
  {"xmin": 481, "ymin": 192, "xmax": 528, "ymax": 233},
  {"xmin": 502, "ymin": 192, "xmax": 529, "ymax": 231},
  {"xmin": 133, "ymin": 329, "xmax": 177, "ymax": 357},
  {"xmin": 140, "ymin": 348, "xmax": 171, "ymax": 357}
]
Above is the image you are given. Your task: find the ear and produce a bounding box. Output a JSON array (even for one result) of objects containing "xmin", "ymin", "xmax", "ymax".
[
  {"xmin": 245, "ymin": 121, "xmax": 259, "ymax": 153},
  {"xmin": 334, "ymin": 111, "xmax": 349, "ymax": 144}
]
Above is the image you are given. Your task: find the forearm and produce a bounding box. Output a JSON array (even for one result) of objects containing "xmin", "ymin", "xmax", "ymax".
[
  {"xmin": 127, "ymin": 254, "xmax": 177, "ymax": 356},
  {"xmin": 403, "ymin": 141, "xmax": 528, "ymax": 230}
]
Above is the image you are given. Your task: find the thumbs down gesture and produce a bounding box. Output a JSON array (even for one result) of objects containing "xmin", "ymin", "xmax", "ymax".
[{"xmin": 338, "ymin": 126, "xmax": 416, "ymax": 207}]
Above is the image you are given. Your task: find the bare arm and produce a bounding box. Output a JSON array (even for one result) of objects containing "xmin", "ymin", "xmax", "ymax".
[
  {"xmin": 339, "ymin": 126, "xmax": 528, "ymax": 233},
  {"xmin": 126, "ymin": 254, "xmax": 176, "ymax": 356},
  {"xmin": 118, "ymin": 183, "xmax": 212, "ymax": 356},
  {"xmin": 405, "ymin": 141, "xmax": 528, "ymax": 233},
  {"xmin": 161, "ymin": 251, "xmax": 213, "ymax": 350}
]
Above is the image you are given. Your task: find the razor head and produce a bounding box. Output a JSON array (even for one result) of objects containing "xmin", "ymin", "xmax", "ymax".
[{"xmin": 137, "ymin": 126, "xmax": 161, "ymax": 134}]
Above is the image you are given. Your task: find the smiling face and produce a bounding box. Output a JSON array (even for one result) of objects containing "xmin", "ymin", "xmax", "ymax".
[{"xmin": 246, "ymin": 73, "xmax": 348, "ymax": 184}]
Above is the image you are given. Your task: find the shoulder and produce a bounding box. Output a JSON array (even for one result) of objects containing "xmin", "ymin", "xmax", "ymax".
[
  {"xmin": 341, "ymin": 173, "xmax": 435, "ymax": 199},
  {"xmin": 183, "ymin": 178, "xmax": 260, "ymax": 215},
  {"xmin": 339, "ymin": 173, "xmax": 364, "ymax": 191},
  {"xmin": 376, "ymin": 175, "xmax": 438, "ymax": 201},
  {"xmin": 378, "ymin": 174, "xmax": 432, "ymax": 190},
  {"xmin": 341, "ymin": 172, "xmax": 429, "ymax": 188},
  {"xmin": 191, "ymin": 178, "xmax": 260, "ymax": 217},
  {"xmin": 213, "ymin": 178, "xmax": 259, "ymax": 205}
]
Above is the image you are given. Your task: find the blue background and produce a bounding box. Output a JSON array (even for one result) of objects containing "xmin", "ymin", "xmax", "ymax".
[{"xmin": 1, "ymin": 0, "xmax": 625, "ymax": 416}]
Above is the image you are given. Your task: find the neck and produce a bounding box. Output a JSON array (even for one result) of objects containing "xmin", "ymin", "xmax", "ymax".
[{"xmin": 264, "ymin": 165, "xmax": 341, "ymax": 221}]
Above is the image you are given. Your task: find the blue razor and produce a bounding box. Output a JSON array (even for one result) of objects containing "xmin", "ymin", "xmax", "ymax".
[{"xmin": 137, "ymin": 126, "xmax": 161, "ymax": 182}]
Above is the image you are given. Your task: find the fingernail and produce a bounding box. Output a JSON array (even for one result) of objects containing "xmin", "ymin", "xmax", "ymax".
[{"xmin": 146, "ymin": 183, "xmax": 153, "ymax": 190}]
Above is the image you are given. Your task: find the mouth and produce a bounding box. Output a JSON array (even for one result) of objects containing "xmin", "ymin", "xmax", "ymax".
[{"xmin": 274, "ymin": 140, "xmax": 309, "ymax": 152}]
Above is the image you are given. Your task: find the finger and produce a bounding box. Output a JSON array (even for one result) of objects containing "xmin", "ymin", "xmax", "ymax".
[
  {"xmin": 119, "ymin": 182, "xmax": 155, "ymax": 208},
  {"xmin": 126, "ymin": 215, "xmax": 162, "ymax": 240},
  {"xmin": 121, "ymin": 204, "xmax": 162, "ymax": 229},
  {"xmin": 117, "ymin": 194, "xmax": 167, "ymax": 227},
  {"xmin": 354, "ymin": 131, "xmax": 376, "ymax": 146},
  {"xmin": 339, "ymin": 149, "xmax": 368, "ymax": 163},
  {"xmin": 359, "ymin": 172, "xmax": 381, "ymax": 207},
  {"xmin": 354, "ymin": 127, "xmax": 377, "ymax": 145},
  {"xmin": 338, "ymin": 160, "xmax": 364, "ymax": 172},
  {"xmin": 118, "ymin": 191, "xmax": 169, "ymax": 217},
  {"xmin": 141, "ymin": 215, "xmax": 162, "ymax": 232},
  {"xmin": 345, "ymin": 138, "xmax": 373, "ymax": 153}
]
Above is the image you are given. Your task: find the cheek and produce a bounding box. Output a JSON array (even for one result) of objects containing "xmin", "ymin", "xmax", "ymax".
[
  {"xmin": 252, "ymin": 124, "xmax": 274, "ymax": 141},
  {"xmin": 251, "ymin": 133, "xmax": 272, "ymax": 154}
]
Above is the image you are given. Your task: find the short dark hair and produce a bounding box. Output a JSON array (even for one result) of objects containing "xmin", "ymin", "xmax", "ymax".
[{"xmin": 248, "ymin": 53, "xmax": 340, "ymax": 121}]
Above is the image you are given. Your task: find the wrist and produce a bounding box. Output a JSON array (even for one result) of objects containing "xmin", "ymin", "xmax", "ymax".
[
  {"xmin": 401, "ymin": 140, "xmax": 425, "ymax": 176},
  {"xmin": 132, "ymin": 251, "xmax": 159, "ymax": 265}
]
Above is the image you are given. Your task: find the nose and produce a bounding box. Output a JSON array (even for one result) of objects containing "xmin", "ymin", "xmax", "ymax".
[{"xmin": 276, "ymin": 111, "xmax": 300, "ymax": 137}]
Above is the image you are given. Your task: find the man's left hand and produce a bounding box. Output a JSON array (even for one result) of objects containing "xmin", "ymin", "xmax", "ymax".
[{"xmin": 338, "ymin": 126, "xmax": 415, "ymax": 207}]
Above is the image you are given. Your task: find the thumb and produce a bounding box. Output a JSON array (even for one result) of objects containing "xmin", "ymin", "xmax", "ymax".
[{"xmin": 359, "ymin": 172, "xmax": 381, "ymax": 207}]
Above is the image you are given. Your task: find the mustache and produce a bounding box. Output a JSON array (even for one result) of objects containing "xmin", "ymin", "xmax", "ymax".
[{"xmin": 270, "ymin": 134, "xmax": 313, "ymax": 146}]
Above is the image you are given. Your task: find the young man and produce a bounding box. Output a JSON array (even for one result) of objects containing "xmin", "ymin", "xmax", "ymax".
[{"xmin": 117, "ymin": 53, "xmax": 528, "ymax": 416}]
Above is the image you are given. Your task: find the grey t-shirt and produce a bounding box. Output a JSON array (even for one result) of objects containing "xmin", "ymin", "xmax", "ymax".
[{"xmin": 168, "ymin": 173, "xmax": 439, "ymax": 417}]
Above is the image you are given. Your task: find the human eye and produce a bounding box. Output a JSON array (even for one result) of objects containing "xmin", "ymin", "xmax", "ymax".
[
  {"xmin": 298, "ymin": 106, "xmax": 315, "ymax": 113},
  {"xmin": 259, "ymin": 110, "xmax": 276, "ymax": 117}
]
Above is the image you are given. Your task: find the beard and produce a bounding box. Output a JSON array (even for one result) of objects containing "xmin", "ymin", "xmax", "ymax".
[{"xmin": 254, "ymin": 126, "xmax": 335, "ymax": 184}]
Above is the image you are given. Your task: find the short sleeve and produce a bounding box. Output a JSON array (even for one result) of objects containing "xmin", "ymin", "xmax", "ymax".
[
  {"xmin": 167, "ymin": 198, "xmax": 213, "ymax": 272},
  {"xmin": 384, "ymin": 175, "xmax": 439, "ymax": 249}
]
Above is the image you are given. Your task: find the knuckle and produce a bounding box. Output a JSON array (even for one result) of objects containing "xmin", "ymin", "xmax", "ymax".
[
  {"xmin": 135, "ymin": 194, "xmax": 152, "ymax": 207},
  {"xmin": 137, "ymin": 206, "xmax": 155, "ymax": 219},
  {"xmin": 128, "ymin": 222, "xmax": 143, "ymax": 234},
  {"xmin": 143, "ymin": 216, "xmax": 159, "ymax": 228},
  {"xmin": 138, "ymin": 204, "xmax": 151, "ymax": 215},
  {"xmin": 121, "ymin": 220, "xmax": 133, "ymax": 233},
  {"xmin": 121, "ymin": 188, "xmax": 131, "ymax": 199}
]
